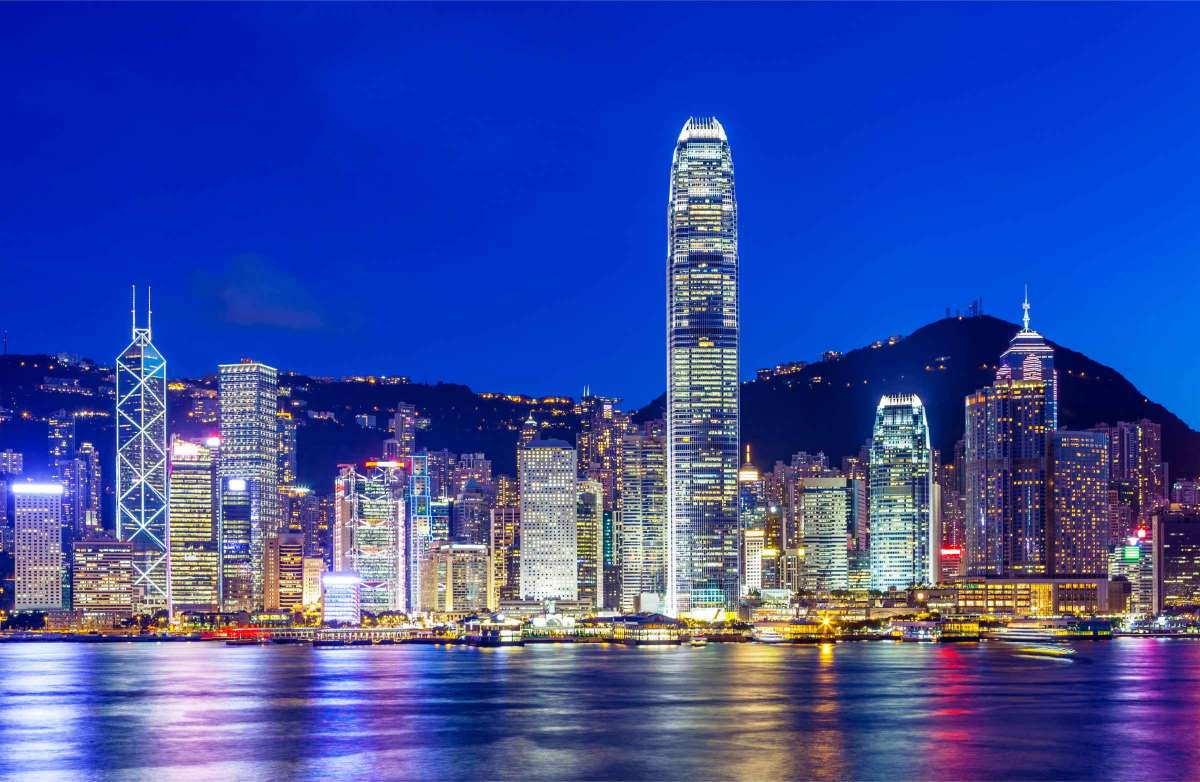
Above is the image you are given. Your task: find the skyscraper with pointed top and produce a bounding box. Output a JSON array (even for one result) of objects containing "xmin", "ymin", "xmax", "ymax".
[
  {"xmin": 964, "ymin": 292, "xmax": 1057, "ymax": 576},
  {"xmin": 666, "ymin": 116, "xmax": 740, "ymax": 614},
  {"xmin": 116, "ymin": 286, "xmax": 169, "ymax": 614}
]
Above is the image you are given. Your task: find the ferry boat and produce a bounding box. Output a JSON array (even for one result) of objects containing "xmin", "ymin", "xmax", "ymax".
[
  {"xmin": 1016, "ymin": 644, "xmax": 1077, "ymax": 660},
  {"xmin": 751, "ymin": 626, "xmax": 786, "ymax": 644},
  {"xmin": 989, "ymin": 618, "xmax": 1112, "ymax": 643},
  {"xmin": 224, "ymin": 637, "xmax": 264, "ymax": 647},
  {"xmin": 466, "ymin": 626, "xmax": 525, "ymax": 647},
  {"xmin": 689, "ymin": 636, "xmax": 709, "ymax": 648}
]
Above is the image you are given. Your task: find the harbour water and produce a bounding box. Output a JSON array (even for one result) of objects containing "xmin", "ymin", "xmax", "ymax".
[{"xmin": 1, "ymin": 639, "xmax": 1198, "ymax": 781}]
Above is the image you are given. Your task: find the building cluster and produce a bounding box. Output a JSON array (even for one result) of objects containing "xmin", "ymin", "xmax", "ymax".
[{"xmin": 3, "ymin": 117, "xmax": 1200, "ymax": 633}]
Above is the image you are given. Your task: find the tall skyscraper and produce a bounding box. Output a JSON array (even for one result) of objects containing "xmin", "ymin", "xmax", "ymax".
[
  {"xmin": 869, "ymin": 395, "xmax": 935, "ymax": 591},
  {"xmin": 218, "ymin": 359, "xmax": 280, "ymax": 609},
  {"xmin": 168, "ymin": 437, "xmax": 221, "ymax": 613},
  {"xmin": 11, "ymin": 483, "xmax": 64, "ymax": 611},
  {"xmin": 964, "ymin": 297, "xmax": 1056, "ymax": 577},
  {"xmin": 333, "ymin": 462, "xmax": 405, "ymax": 614},
  {"xmin": 666, "ymin": 116, "xmax": 740, "ymax": 615},
  {"xmin": 518, "ymin": 440, "xmax": 578, "ymax": 601},
  {"xmin": 1047, "ymin": 430, "xmax": 1111, "ymax": 576},
  {"xmin": 490, "ymin": 506, "xmax": 521, "ymax": 603},
  {"xmin": 576, "ymin": 478, "xmax": 604, "ymax": 609},
  {"xmin": 1092, "ymin": 419, "xmax": 1167, "ymax": 530},
  {"xmin": 798, "ymin": 476, "xmax": 851, "ymax": 593},
  {"xmin": 72, "ymin": 535, "xmax": 133, "ymax": 620},
  {"xmin": 116, "ymin": 288, "xmax": 169, "ymax": 614},
  {"xmin": 219, "ymin": 476, "xmax": 256, "ymax": 612},
  {"xmin": 618, "ymin": 421, "xmax": 668, "ymax": 613},
  {"xmin": 405, "ymin": 452, "xmax": 433, "ymax": 612},
  {"xmin": 1153, "ymin": 509, "xmax": 1200, "ymax": 613}
]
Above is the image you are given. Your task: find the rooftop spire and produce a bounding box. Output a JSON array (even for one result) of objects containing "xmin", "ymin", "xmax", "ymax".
[
  {"xmin": 147, "ymin": 285, "xmax": 153, "ymax": 339},
  {"xmin": 131, "ymin": 284, "xmax": 137, "ymax": 337},
  {"xmin": 1021, "ymin": 285, "xmax": 1031, "ymax": 332}
]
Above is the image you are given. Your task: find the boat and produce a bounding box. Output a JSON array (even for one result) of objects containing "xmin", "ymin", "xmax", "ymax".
[
  {"xmin": 751, "ymin": 627, "xmax": 786, "ymax": 644},
  {"xmin": 1016, "ymin": 644, "xmax": 1077, "ymax": 660},
  {"xmin": 689, "ymin": 636, "xmax": 709, "ymax": 647},
  {"xmin": 224, "ymin": 637, "xmax": 263, "ymax": 647}
]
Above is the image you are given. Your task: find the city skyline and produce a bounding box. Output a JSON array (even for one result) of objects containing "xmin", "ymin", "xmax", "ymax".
[{"xmin": 7, "ymin": 5, "xmax": 1200, "ymax": 426}]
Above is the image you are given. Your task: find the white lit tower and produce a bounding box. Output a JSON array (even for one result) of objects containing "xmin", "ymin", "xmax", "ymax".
[
  {"xmin": 666, "ymin": 116, "xmax": 740, "ymax": 615},
  {"xmin": 116, "ymin": 286, "xmax": 169, "ymax": 614}
]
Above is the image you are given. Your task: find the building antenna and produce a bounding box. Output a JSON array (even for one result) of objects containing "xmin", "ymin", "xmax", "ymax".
[
  {"xmin": 1022, "ymin": 284, "xmax": 1031, "ymax": 332},
  {"xmin": 147, "ymin": 285, "xmax": 153, "ymax": 338},
  {"xmin": 131, "ymin": 284, "xmax": 137, "ymax": 335}
]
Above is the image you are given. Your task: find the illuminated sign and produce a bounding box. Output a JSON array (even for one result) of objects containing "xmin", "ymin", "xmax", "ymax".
[
  {"xmin": 227, "ymin": 478, "xmax": 247, "ymax": 492},
  {"xmin": 940, "ymin": 547, "xmax": 962, "ymax": 557},
  {"xmin": 11, "ymin": 483, "xmax": 64, "ymax": 496},
  {"xmin": 1122, "ymin": 546, "xmax": 1141, "ymax": 562}
]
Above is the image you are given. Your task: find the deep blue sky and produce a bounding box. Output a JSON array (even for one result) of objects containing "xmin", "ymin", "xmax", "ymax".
[{"xmin": 5, "ymin": 4, "xmax": 1200, "ymax": 422}]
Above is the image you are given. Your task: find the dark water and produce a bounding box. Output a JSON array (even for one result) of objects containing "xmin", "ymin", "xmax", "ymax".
[{"xmin": 1, "ymin": 639, "xmax": 1198, "ymax": 781}]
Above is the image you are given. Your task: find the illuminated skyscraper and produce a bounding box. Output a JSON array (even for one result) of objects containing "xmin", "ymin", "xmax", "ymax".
[
  {"xmin": 964, "ymin": 296, "xmax": 1056, "ymax": 576},
  {"xmin": 218, "ymin": 359, "xmax": 279, "ymax": 609},
  {"xmin": 869, "ymin": 395, "xmax": 935, "ymax": 590},
  {"xmin": 1047, "ymin": 430, "xmax": 1111, "ymax": 576},
  {"xmin": 11, "ymin": 483, "xmax": 64, "ymax": 611},
  {"xmin": 798, "ymin": 476, "xmax": 850, "ymax": 593},
  {"xmin": 577, "ymin": 478, "xmax": 604, "ymax": 609},
  {"xmin": 220, "ymin": 476, "xmax": 256, "ymax": 611},
  {"xmin": 519, "ymin": 440, "xmax": 577, "ymax": 601},
  {"xmin": 619, "ymin": 421, "xmax": 667, "ymax": 613},
  {"xmin": 1092, "ymin": 419, "xmax": 1167, "ymax": 530},
  {"xmin": 168, "ymin": 437, "xmax": 220, "ymax": 613},
  {"xmin": 116, "ymin": 288, "xmax": 169, "ymax": 614},
  {"xmin": 406, "ymin": 453, "xmax": 433, "ymax": 612},
  {"xmin": 666, "ymin": 116, "xmax": 740, "ymax": 614},
  {"xmin": 421, "ymin": 542, "xmax": 492, "ymax": 615},
  {"xmin": 72, "ymin": 535, "xmax": 133, "ymax": 619},
  {"xmin": 490, "ymin": 506, "xmax": 521, "ymax": 602},
  {"xmin": 333, "ymin": 462, "xmax": 405, "ymax": 614}
]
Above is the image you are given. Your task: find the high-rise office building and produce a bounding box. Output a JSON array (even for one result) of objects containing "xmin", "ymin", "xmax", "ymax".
[
  {"xmin": 72, "ymin": 536, "xmax": 133, "ymax": 619},
  {"xmin": 168, "ymin": 437, "xmax": 220, "ymax": 613},
  {"xmin": 277, "ymin": 410, "xmax": 298, "ymax": 487},
  {"xmin": 490, "ymin": 507, "xmax": 521, "ymax": 603},
  {"xmin": 11, "ymin": 483, "xmax": 64, "ymax": 611},
  {"xmin": 421, "ymin": 542, "xmax": 492, "ymax": 615},
  {"xmin": 576, "ymin": 478, "xmax": 604, "ymax": 609},
  {"xmin": 519, "ymin": 440, "xmax": 578, "ymax": 601},
  {"xmin": 116, "ymin": 289, "xmax": 169, "ymax": 614},
  {"xmin": 869, "ymin": 395, "xmax": 935, "ymax": 591},
  {"xmin": 219, "ymin": 476, "xmax": 256, "ymax": 612},
  {"xmin": 276, "ymin": 531, "xmax": 305, "ymax": 611},
  {"xmin": 798, "ymin": 476, "xmax": 850, "ymax": 593},
  {"xmin": 334, "ymin": 462, "xmax": 405, "ymax": 614},
  {"xmin": 406, "ymin": 453, "xmax": 432, "ymax": 612},
  {"xmin": 47, "ymin": 409, "xmax": 75, "ymax": 464},
  {"xmin": 451, "ymin": 480, "xmax": 489, "ymax": 545},
  {"xmin": 1153, "ymin": 509, "xmax": 1200, "ymax": 613},
  {"xmin": 666, "ymin": 116, "xmax": 740, "ymax": 615},
  {"xmin": 619, "ymin": 421, "xmax": 667, "ymax": 613},
  {"xmin": 218, "ymin": 359, "xmax": 280, "ymax": 609},
  {"xmin": 964, "ymin": 297, "xmax": 1056, "ymax": 577},
  {"xmin": 383, "ymin": 403, "xmax": 418, "ymax": 461},
  {"xmin": 76, "ymin": 442, "xmax": 102, "ymax": 536},
  {"xmin": 1092, "ymin": 419, "xmax": 1167, "ymax": 530},
  {"xmin": 1047, "ymin": 430, "xmax": 1111, "ymax": 576}
]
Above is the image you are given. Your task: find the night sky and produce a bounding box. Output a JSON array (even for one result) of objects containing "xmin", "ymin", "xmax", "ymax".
[{"xmin": 5, "ymin": 5, "xmax": 1200, "ymax": 423}]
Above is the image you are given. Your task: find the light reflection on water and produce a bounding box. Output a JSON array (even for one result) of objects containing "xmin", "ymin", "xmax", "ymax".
[{"xmin": 1, "ymin": 639, "xmax": 1198, "ymax": 781}]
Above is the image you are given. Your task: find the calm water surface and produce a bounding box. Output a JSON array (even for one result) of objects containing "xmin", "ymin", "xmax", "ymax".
[{"xmin": 1, "ymin": 639, "xmax": 1198, "ymax": 781}]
